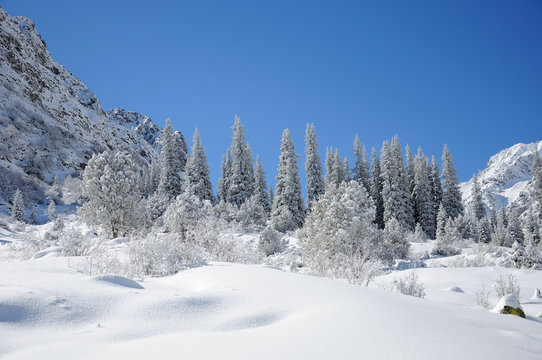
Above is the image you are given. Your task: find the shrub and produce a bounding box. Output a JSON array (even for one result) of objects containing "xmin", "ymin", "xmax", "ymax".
[{"xmin": 393, "ymin": 271, "xmax": 426, "ymax": 298}]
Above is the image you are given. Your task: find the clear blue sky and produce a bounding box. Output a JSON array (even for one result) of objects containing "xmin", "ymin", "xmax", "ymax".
[{"xmin": 3, "ymin": 0, "xmax": 542, "ymax": 192}]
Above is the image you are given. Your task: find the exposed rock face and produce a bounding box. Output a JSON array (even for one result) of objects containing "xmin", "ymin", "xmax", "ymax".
[
  {"xmin": 493, "ymin": 294, "xmax": 525, "ymax": 319},
  {"xmin": 0, "ymin": 7, "xmax": 186, "ymax": 204},
  {"xmin": 460, "ymin": 141, "xmax": 542, "ymax": 215}
]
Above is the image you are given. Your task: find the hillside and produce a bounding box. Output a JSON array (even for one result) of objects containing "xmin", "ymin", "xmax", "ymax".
[{"xmin": 0, "ymin": 6, "xmax": 187, "ymax": 206}]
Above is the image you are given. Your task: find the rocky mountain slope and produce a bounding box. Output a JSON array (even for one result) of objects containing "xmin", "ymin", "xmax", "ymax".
[
  {"xmin": 0, "ymin": 7, "xmax": 186, "ymax": 205},
  {"xmin": 460, "ymin": 140, "xmax": 542, "ymax": 214}
]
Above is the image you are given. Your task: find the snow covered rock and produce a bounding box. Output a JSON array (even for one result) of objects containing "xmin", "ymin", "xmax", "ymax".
[
  {"xmin": 530, "ymin": 288, "xmax": 542, "ymax": 301},
  {"xmin": 445, "ymin": 286, "xmax": 464, "ymax": 293},
  {"xmin": 460, "ymin": 141, "xmax": 542, "ymax": 214},
  {"xmin": 492, "ymin": 294, "xmax": 525, "ymax": 318}
]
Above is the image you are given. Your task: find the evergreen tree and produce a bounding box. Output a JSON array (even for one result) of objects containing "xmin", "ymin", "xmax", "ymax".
[
  {"xmin": 490, "ymin": 207, "xmax": 498, "ymax": 231},
  {"xmin": 158, "ymin": 118, "xmax": 184, "ymax": 199},
  {"xmin": 432, "ymin": 217, "xmax": 461, "ymax": 256},
  {"xmin": 300, "ymin": 180, "xmax": 380, "ymax": 275},
  {"xmin": 430, "ymin": 155, "xmax": 443, "ymax": 217},
  {"xmin": 405, "ymin": 144, "xmax": 415, "ymax": 196},
  {"xmin": 325, "ymin": 148, "xmax": 342, "ymax": 189},
  {"xmin": 11, "ymin": 189, "xmax": 25, "ymax": 223},
  {"xmin": 48, "ymin": 199, "xmax": 57, "ymax": 221},
  {"xmin": 471, "ymin": 172, "xmax": 485, "ymax": 220},
  {"xmin": 381, "ymin": 217, "xmax": 410, "ymax": 265},
  {"xmin": 268, "ymin": 185, "xmax": 274, "ymax": 206},
  {"xmin": 476, "ymin": 217, "xmax": 491, "ymax": 243},
  {"xmin": 532, "ymin": 152, "xmax": 542, "ymax": 221},
  {"xmin": 271, "ymin": 129, "xmax": 305, "ymax": 232},
  {"xmin": 79, "ymin": 151, "xmax": 141, "ymax": 238},
  {"xmin": 304, "ymin": 123, "xmax": 325, "ymax": 210},
  {"xmin": 441, "ymin": 144, "xmax": 463, "ymax": 219},
  {"xmin": 436, "ymin": 203, "xmax": 447, "ymax": 239},
  {"xmin": 29, "ymin": 204, "xmax": 38, "ymax": 225},
  {"xmin": 370, "ymin": 147, "xmax": 384, "ymax": 229},
  {"xmin": 47, "ymin": 175, "xmax": 63, "ymax": 203},
  {"xmin": 506, "ymin": 208, "xmax": 524, "ymax": 247},
  {"xmin": 228, "ymin": 116, "xmax": 254, "ymax": 207},
  {"xmin": 149, "ymin": 161, "xmax": 160, "ymax": 196},
  {"xmin": 343, "ymin": 156, "xmax": 350, "ymax": 182},
  {"xmin": 217, "ymin": 148, "xmax": 232, "ymax": 202},
  {"xmin": 492, "ymin": 208, "xmax": 508, "ymax": 246},
  {"xmin": 253, "ymin": 155, "xmax": 271, "ymax": 215},
  {"xmin": 412, "ymin": 148, "xmax": 436, "ymax": 238},
  {"xmin": 185, "ymin": 128, "xmax": 214, "ymax": 202},
  {"xmin": 381, "ymin": 136, "xmax": 414, "ymax": 231},
  {"xmin": 353, "ymin": 135, "xmax": 370, "ymax": 192}
]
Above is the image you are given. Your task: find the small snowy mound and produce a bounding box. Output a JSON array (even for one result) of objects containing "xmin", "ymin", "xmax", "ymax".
[
  {"xmin": 89, "ymin": 274, "xmax": 144, "ymax": 289},
  {"xmin": 536, "ymin": 312, "xmax": 542, "ymax": 318},
  {"xmin": 530, "ymin": 288, "xmax": 542, "ymax": 301},
  {"xmin": 445, "ymin": 286, "xmax": 465, "ymax": 293},
  {"xmin": 32, "ymin": 246, "xmax": 63, "ymax": 259},
  {"xmin": 493, "ymin": 295, "xmax": 525, "ymax": 318}
]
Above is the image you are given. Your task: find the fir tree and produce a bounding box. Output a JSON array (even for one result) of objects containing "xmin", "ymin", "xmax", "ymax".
[
  {"xmin": 47, "ymin": 175, "xmax": 63, "ymax": 203},
  {"xmin": 158, "ymin": 118, "xmax": 184, "ymax": 199},
  {"xmin": 217, "ymin": 148, "xmax": 232, "ymax": 202},
  {"xmin": 492, "ymin": 208, "xmax": 508, "ymax": 246},
  {"xmin": 412, "ymin": 148, "xmax": 436, "ymax": 238},
  {"xmin": 405, "ymin": 144, "xmax": 415, "ymax": 196},
  {"xmin": 441, "ymin": 144, "xmax": 463, "ymax": 219},
  {"xmin": 149, "ymin": 161, "xmax": 160, "ymax": 196},
  {"xmin": 29, "ymin": 204, "xmax": 38, "ymax": 225},
  {"xmin": 271, "ymin": 129, "xmax": 305, "ymax": 232},
  {"xmin": 325, "ymin": 148, "xmax": 342, "ymax": 189},
  {"xmin": 304, "ymin": 123, "xmax": 325, "ymax": 210},
  {"xmin": 532, "ymin": 152, "xmax": 542, "ymax": 221},
  {"xmin": 228, "ymin": 116, "xmax": 254, "ymax": 207},
  {"xmin": 48, "ymin": 199, "xmax": 57, "ymax": 221},
  {"xmin": 381, "ymin": 136, "xmax": 414, "ymax": 231},
  {"xmin": 476, "ymin": 217, "xmax": 491, "ymax": 243},
  {"xmin": 370, "ymin": 147, "xmax": 384, "ymax": 229},
  {"xmin": 11, "ymin": 189, "xmax": 25, "ymax": 223},
  {"xmin": 506, "ymin": 208, "xmax": 524, "ymax": 247},
  {"xmin": 185, "ymin": 128, "xmax": 214, "ymax": 202},
  {"xmin": 268, "ymin": 185, "xmax": 274, "ymax": 205},
  {"xmin": 430, "ymin": 155, "xmax": 443, "ymax": 217},
  {"xmin": 353, "ymin": 135, "xmax": 370, "ymax": 193},
  {"xmin": 343, "ymin": 156, "xmax": 350, "ymax": 182},
  {"xmin": 253, "ymin": 156, "xmax": 271, "ymax": 215},
  {"xmin": 436, "ymin": 203, "xmax": 447, "ymax": 239},
  {"xmin": 471, "ymin": 172, "xmax": 485, "ymax": 220},
  {"xmin": 381, "ymin": 217, "xmax": 410, "ymax": 265}
]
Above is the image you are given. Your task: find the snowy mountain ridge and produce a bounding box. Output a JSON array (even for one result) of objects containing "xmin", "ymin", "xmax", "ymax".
[
  {"xmin": 0, "ymin": 7, "xmax": 187, "ymax": 205},
  {"xmin": 460, "ymin": 140, "xmax": 542, "ymax": 213}
]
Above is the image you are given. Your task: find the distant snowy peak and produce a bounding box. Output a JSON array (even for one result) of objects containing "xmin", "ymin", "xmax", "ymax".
[
  {"xmin": 460, "ymin": 140, "xmax": 542, "ymax": 213},
  {"xmin": 0, "ymin": 6, "xmax": 186, "ymax": 203}
]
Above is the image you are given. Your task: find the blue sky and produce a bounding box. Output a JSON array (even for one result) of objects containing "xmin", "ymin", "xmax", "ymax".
[{"xmin": 3, "ymin": 0, "xmax": 542, "ymax": 192}]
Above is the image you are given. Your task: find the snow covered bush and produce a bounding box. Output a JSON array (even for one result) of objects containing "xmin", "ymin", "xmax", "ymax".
[
  {"xmin": 299, "ymin": 180, "xmax": 381, "ymax": 282},
  {"xmin": 62, "ymin": 175, "xmax": 82, "ymax": 205},
  {"xmin": 79, "ymin": 151, "xmax": 142, "ymax": 238},
  {"xmin": 258, "ymin": 226, "xmax": 287, "ymax": 256},
  {"xmin": 475, "ymin": 285, "xmax": 490, "ymax": 308},
  {"xmin": 127, "ymin": 234, "xmax": 206, "ymax": 278},
  {"xmin": 381, "ymin": 218, "xmax": 410, "ymax": 265},
  {"xmin": 59, "ymin": 229, "xmax": 87, "ymax": 256},
  {"xmin": 393, "ymin": 271, "xmax": 425, "ymax": 298},
  {"xmin": 432, "ymin": 218, "xmax": 461, "ymax": 256},
  {"xmin": 493, "ymin": 274, "xmax": 520, "ymax": 299}
]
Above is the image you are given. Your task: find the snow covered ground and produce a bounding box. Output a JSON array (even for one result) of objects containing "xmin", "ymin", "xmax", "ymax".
[{"xmin": 1, "ymin": 229, "xmax": 542, "ymax": 359}]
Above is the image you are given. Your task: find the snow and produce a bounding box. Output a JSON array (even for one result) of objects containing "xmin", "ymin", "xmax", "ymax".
[
  {"xmin": 493, "ymin": 294, "xmax": 522, "ymax": 312},
  {"xmin": 1, "ymin": 237, "xmax": 542, "ymax": 359}
]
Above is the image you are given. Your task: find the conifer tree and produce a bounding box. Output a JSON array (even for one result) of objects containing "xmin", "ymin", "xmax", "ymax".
[
  {"xmin": 325, "ymin": 148, "xmax": 342, "ymax": 189},
  {"xmin": 149, "ymin": 161, "xmax": 160, "ymax": 196},
  {"xmin": 430, "ymin": 156, "xmax": 443, "ymax": 216},
  {"xmin": 29, "ymin": 205, "xmax": 38, "ymax": 225},
  {"xmin": 441, "ymin": 144, "xmax": 463, "ymax": 219},
  {"xmin": 185, "ymin": 129, "xmax": 214, "ymax": 202},
  {"xmin": 532, "ymin": 152, "xmax": 542, "ymax": 221},
  {"xmin": 158, "ymin": 118, "xmax": 184, "ymax": 199},
  {"xmin": 268, "ymin": 185, "xmax": 274, "ymax": 206},
  {"xmin": 405, "ymin": 144, "xmax": 415, "ymax": 196},
  {"xmin": 412, "ymin": 148, "xmax": 436, "ymax": 238},
  {"xmin": 47, "ymin": 175, "xmax": 63, "ymax": 203},
  {"xmin": 304, "ymin": 123, "xmax": 325, "ymax": 210},
  {"xmin": 343, "ymin": 156, "xmax": 350, "ymax": 182},
  {"xmin": 506, "ymin": 208, "xmax": 524, "ymax": 247},
  {"xmin": 228, "ymin": 116, "xmax": 254, "ymax": 207},
  {"xmin": 11, "ymin": 189, "xmax": 25, "ymax": 223},
  {"xmin": 471, "ymin": 172, "xmax": 485, "ymax": 220},
  {"xmin": 381, "ymin": 136, "xmax": 414, "ymax": 231},
  {"xmin": 253, "ymin": 155, "xmax": 271, "ymax": 215},
  {"xmin": 492, "ymin": 208, "xmax": 508, "ymax": 246},
  {"xmin": 271, "ymin": 129, "xmax": 305, "ymax": 232},
  {"xmin": 436, "ymin": 203, "xmax": 447, "ymax": 239},
  {"xmin": 217, "ymin": 148, "xmax": 232, "ymax": 202},
  {"xmin": 370, "ymin": 147, "xmax": 384, "ymax": 229},
  {"xmin": 352, "ymin": 135, "xmax": 370, "ymax": 192},
  {"xmin": 48, "ymin": 199, "xmax": 57, "ymax": 221}
]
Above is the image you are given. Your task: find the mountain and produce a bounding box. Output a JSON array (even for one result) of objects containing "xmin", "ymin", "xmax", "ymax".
[
  {"xmin": 460, "ymin": 140, "xmax": 542, "ymax": 214},
  {"xmin": 0, "ymin": 7, "xmax": 187, "ymax": 205}
]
